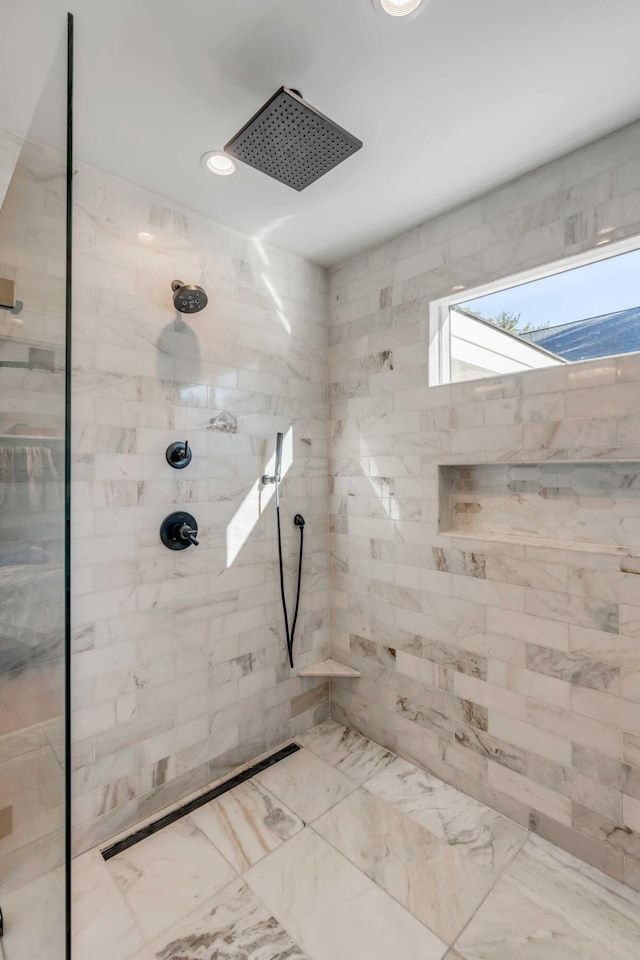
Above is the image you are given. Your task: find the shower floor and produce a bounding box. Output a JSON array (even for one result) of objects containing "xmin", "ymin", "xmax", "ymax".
[{"xmin": 72, "ymin": 719, "xmax": 640, "ymax": 960}]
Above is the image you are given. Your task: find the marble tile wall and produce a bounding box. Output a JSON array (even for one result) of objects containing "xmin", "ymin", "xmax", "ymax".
[
  {"xmin": 328, "ymin": 117, "xmax": 640, "ymax": 890},
  {"xmin": 71, "ymin": 161, "xmax": 330, "ymax": 854},
  {"xmin": 444, "ymin": 461, "xmax": 640, "ymax": 548},
  {"xmin": 0, "ymin": 135, "xmax": 67, "ymax": 895}
]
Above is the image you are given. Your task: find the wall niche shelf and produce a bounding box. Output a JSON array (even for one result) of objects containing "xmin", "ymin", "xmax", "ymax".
[
  {"xmin": 439, "ymin": 461, "xmax": 640, "ymax": 556},
  {"xmin": 297, "ymin": 658, "xmax": 361, "ymax": 678}
]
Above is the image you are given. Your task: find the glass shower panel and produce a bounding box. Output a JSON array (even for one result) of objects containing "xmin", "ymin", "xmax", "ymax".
[{"xmin": 0, "ymin": 15, "xmax": 70, "ymax": 960}]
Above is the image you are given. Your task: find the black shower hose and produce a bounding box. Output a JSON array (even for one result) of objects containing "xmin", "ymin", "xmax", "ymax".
[{"xmin": 276, "ymin": 505, "xmax": 304, "ymax": 668}]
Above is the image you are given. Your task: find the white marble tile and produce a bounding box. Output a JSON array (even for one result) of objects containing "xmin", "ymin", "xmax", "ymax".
[
  {"xmin": 73, "ymin": 850, "xmax": 145, "ymax": 960},
  {"xmin": 297, "ymin": 658, "xmax": 361, "ymax": 677},
  {"xmin": 314, "ymin": 787, "xmax": 496, "ymax": 944},
  {"xmin": 153, "ymin": 876, "xmax": 308, "ymax": 959},
  {"xmin": 455, "ymin": 876, "xmax": 613, "ymax": 960},
  {"xmin": 67, "ymin": 154, "xmax": 329, "ymax": 852},
  {"xmin": 253, "ymin": 747, "xmax": 356, "ymax": 822},
  {"xmin": 364, "ymin": 757, "xmax": 527, "ymax": 874},
  {"xmin": 1, "ymin": 866, "xmax": 66, "ymax": 960},
  {"xmin": 189, "ymin": 778, "xmax": 303, "ymax": 872},
  {"xmin": 296, "ymin": 719, "xmax": 397, "ymax": 784},
  {"xmin": 107, "ymin": 817, "xmax": 236, "ymax": 940},
  {"xmin": 245, "ymin": 828, "xmax": 448, "ymax": 960},
  {"xmin": 503, "ymin": 835, "xmax": 640, "ymax": 960}
]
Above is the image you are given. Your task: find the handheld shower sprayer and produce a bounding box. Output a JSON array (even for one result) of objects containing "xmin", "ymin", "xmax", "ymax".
[
  {"xmin": 262, "ymin": 432, "xmax": 305, "ymax": 668},
  {"xmin": 262, "ymin": 431, "xmax": 284, "ymax": 506}
]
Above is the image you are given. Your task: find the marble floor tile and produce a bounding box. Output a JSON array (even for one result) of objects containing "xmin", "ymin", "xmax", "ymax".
[
  {"xmin": 314, "ymin": 787, "xmax": 496, "ymax": 944},
  {"xmin": 73, "ymin": 850, "xmax": 145, "ymax": 960},
  {"xmin": 1, "ymin": 866, "xmax": 66, "ymax": 960},
  {"xmin": 107, "ymin": 817, "xmax": 236, "ymax": 941},
  {"xmin": 365, "ymin": 757, "xmax": 527, "ymax": 873},
  {"xmin": 297, "ymin": 719, "xmax": 397, "ymax": 784},
  {"xmin": 253, "ymin": 748, "xmax": 356, "ymax": 823},
  {"xmin": 131, "ymin": 949, "xmax": 157, "ymax": 960},
  {"xmin": 153, "ymin": 876, "xmax": 308, "ymax": 960},
  {"xmin": 189, "ymin": 778, "xmax": 304, "ymax": 872},
  {"xmin": 245, "ymin": 827, "xmax": 448, "ymax": 960},
  {"xmin": 502, "ymin": 834, "xmax": 640, "ymax": 960},
  {"xmin": 455, "ymin": 877, "xmax": 612, "ymax": 959}
]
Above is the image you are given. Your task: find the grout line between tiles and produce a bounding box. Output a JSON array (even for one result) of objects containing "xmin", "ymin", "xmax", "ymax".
[
  {"xmin": 102, "ymin": 743, "xmax": 301, "ymax": 860},
  {"xmin": 74, "ymin": 849, "xmax": 150, "ymax": 960},
  {"xmin": 294, "ymin": 723, "xmax": 536, "ymax": 950},
  {"xmin": 447, "ymin": 831, "xmax": 534, "ymax": 955}
]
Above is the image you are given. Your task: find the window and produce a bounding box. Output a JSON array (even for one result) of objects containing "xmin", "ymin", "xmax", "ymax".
[{"xmin": 429, "ymin": 236, "xmax": 640, "ymax": 386}]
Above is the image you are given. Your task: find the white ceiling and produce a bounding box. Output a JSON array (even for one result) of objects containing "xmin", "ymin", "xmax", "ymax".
[{"xmin": 4, "ymin": 0, "xmax": 640, "ymax": 265}]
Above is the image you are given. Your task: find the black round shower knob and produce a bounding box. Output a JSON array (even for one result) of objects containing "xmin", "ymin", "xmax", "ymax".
[
  {"xmin": 166, "ymin": 440, "xmax": 192, "ymax": 469},
  {"xmin": 160, "ymin": 512, "xmax": 199, "ymax": 550}
]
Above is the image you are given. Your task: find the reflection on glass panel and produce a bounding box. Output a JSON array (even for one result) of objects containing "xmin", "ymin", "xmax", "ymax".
[{"xmin": 0, "ymin": 18, "xmax": 69, "ymax": 960}]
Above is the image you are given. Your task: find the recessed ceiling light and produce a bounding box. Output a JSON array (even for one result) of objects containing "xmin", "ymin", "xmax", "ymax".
[
  {"xmin": 377, "ymin": 0, "xmax": 428, "ymax": 18},
  {"xmin": 201, "ymin": 151, "xmax": 236, "ymax": 176}
]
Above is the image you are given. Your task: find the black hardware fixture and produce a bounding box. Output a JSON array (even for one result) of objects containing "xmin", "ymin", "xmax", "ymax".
[
  {"xmin": 160, "ymin": 511, "xmax": 199, "ymax": 550},
  {"xmin": 224, "ymin": 86, "xmax": 363, "ymax": 192},
  {"xmin": 102, "ymin": 742, "xmax": 300, "ymax": 861},
  {"xmin": 262, "ymin": 432, "xmax": 305, "ymax": 668},
  {"xmin": 166, "ymin": 440, "xmax": 192, "ymax": 469}
]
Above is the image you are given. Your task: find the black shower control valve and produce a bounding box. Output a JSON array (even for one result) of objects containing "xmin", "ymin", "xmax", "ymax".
[
  {"xmin": 166, "ymin": 440, "xmax": 192, "ymax": 469},
  {"xmin": 179, "ymin": 523, "xmax": 199, "ymax": 547},
  {"xmin": 160, "ymin": 511, "xmax": 200, "ymax": 550}
]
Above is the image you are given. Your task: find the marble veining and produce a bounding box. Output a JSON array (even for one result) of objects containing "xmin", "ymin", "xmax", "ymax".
[
  {"xmin": 329, "ymin": 116, "xmax": 640, "ymax": 890},
  {"xmin": 73, "ymin": 851, "xmax": 145, "ymax": 960},
  {"xmin": 314, "ymin": 787, "xmax": 496, "ymax": 944},
  {"xmin": 245, "ymin": 828, "xmax": 448, "ymax": 960},
  {"xmin": 67, "ymin": 740, "xmax": 640, "ymax": 960},
  {"xmin": 68, "ymin": 155, "xmax": 330, "ymax": 855},
  {"xmin": 254, "ymin": 746, "xmax": 356, "ymax": 822},
  {"xmin": 456, "ymin": 876, "xmax": 613, "ymax": 960},
  {"xmin": 503, "ymin": 834, "xmax": 640, "ymax": 960},
  {"xmin": 154, "ymin": 877, "xmax": 308, "ymax": 960},
  {"xmin": 189, "ymin": 778, "xmax": 303, "ymax": 872},
  {"xmin": 296, "ymin": 718, "xmax": 397, "ymax": 784},
  {"xmin": 364, "ymin": 756, "xmax": 527, "ymax": 874},
  {"xmin": 107, "ymin": 817, "xmax": 236, "ymax": 941},
  {"xmin": 445, "ymin": 461, "xmax": 640, "ymax": 550}
]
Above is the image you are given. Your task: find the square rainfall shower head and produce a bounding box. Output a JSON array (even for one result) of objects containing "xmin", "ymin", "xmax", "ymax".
[{"xmin": 224, "ymin": 86, "xmax": 363, "ymax": 192}]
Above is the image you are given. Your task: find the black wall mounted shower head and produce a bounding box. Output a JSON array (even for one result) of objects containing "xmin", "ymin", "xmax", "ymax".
[
  {"xmin": 171, "ymin": 280, "xmax": 208, "ymax": 314},
  {"xmin": 224, "ymin": 86, "xmax": 363, "ymax": 192}
]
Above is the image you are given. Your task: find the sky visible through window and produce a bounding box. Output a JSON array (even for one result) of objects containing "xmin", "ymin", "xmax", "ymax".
[{"xmin": 459, "ymin": 247, "xmax": 640, "ymax": 332}]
